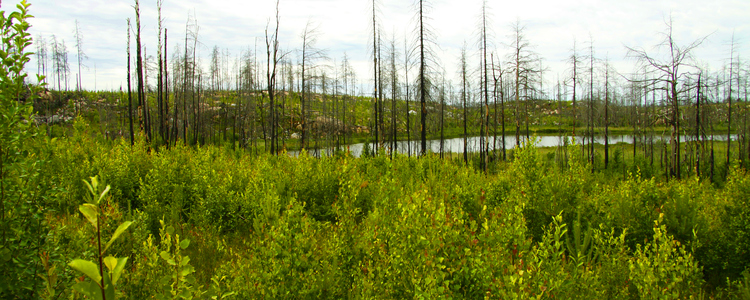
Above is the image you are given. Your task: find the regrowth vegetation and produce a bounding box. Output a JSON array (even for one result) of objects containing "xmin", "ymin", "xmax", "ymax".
[{"xmin": 4, "ymin": 1, "xmax": 750, "ymax": 299}]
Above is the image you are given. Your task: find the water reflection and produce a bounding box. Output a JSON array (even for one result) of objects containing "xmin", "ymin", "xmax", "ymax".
[{"xmin": 291, "ymin": 134, "xmax": 738, "ymax": 157}]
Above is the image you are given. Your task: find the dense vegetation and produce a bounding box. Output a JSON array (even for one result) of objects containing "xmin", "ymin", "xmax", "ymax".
[
  {"xmin": 7, "ymin": 118, "xmax": 750, "ymax": 299},
  {"xmin": 3, "ymin": 1, "xmax": 750, "ymax": 299}
]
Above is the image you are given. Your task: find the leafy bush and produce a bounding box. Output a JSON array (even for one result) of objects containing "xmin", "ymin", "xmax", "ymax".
[{"xmin": 0, "ymin": 1, "xmax": 50, "ymax": 297}]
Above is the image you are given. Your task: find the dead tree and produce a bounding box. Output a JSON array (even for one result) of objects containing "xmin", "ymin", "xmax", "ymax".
[
  {"xmin": 460, "ymin": 44, "xmax": 469, "ymax": 165},
  {"xmin": 626, "ymin": 16, "xmax": 706, "ymax": 179},
  {"xmin": 127, "ymin": 19, "xmax": 134, "ymax": 146},
  {"xmin": 266, "ymin": 0, "xmax": 283, "ymax": 155},
  {"xmin": 416, "ymin": 0, "xmax": 435, "ymax": 156},
  {"xmin": 478, "ymin": 0, "xmax": 492, "ymax": 172},
  {"xmin": 300, "ymin": 21, "xmax": 325, "ymax": 151},
  {"xmin": 507, "ymin": 20, "xmax": 537, "ymax": 149},
  {"xmin": 74, "ymin": 20, "xmax": 87, "ymax": 91},
  {"xmin": 568, "ymin": 40, "xmax": 581, "ymax": 138},
  {"xmin": 371, "ymin": 0, "xmax": 380, "ymax": 151}
]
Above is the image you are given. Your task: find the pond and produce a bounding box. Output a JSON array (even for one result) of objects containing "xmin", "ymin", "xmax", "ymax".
[{"xmin": 291, "ymin": 133, "xmax": 738, "ymax": 157}]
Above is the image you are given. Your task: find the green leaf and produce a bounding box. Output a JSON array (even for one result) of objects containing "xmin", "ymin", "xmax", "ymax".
[
  {"xmin": 112, "ymin": 257, "xmax": 128, "ymax": 285},
  {"xmin": 103, "ymin": 272, "xmax": 115, "ymax": 300},
  {"xmin": 104, "ymin": 221, "xmax": 133, "ymax": 254},
  {"xmin": 68, "ymin": 259, "xmax": 101, "ymax": 286},
  {"xmin": 103, "ymin": 256, "xmax": 118, "ymax": 273},
  {"xmin": 98, "ymin": 185, "xmax": 111, "ymax": 204},
  {"xmin": 179, "ymin": 238, "xmax": 190, "ymax": 250},
  {"xmin": 0, "ymin": 247, "xmax": 10, "ymax": 262},
  {"xmin": 160, "ymin": 251, "xmax": 176, "ymax": 266},
  {"xmin": 79, "ymin": 203, "xmax": 98, "ymax": 229},
  {"xmin": 72, "ymin": 281, "xmax": 103, "ymax": 300},
  {"xmin": 83, "ymin": 178, "xmax": 96, "ymax": 203},
  {"xmin": 180, "ymin": 265, "xmax": 195, "ymax": 277},
  {"xmin": 179, "ymin": 256, "xmax": 191, "ymax": 267}
]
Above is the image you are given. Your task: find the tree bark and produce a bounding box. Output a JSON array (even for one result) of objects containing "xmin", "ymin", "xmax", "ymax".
[{"xmin": 127, "ymin": 19, "xmax": 134, "ymax": 146}]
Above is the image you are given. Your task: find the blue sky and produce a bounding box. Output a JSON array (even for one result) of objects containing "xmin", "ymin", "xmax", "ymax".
[{"xmin": 8, "ymin": 0, "xmax": 750, "ymax": 95}]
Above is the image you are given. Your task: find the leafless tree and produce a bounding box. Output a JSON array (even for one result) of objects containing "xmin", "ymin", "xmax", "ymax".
[
  {"xmin": 388, "ymin": 36, "xmax": 399, "ymax": 158},
  {"xmin": 415, "ymin": 0, "xmax": 437, "ymax": 156},
  {"xmin": 404, "ymin": 36, "xmax": 413, "ymax": 157},
  {"xmin": 460, "ymin": 44, "xmax": 469, "ymax": 165},
  {"xmin": 604, "ymin": 59, "xmax": 611, "ymax": 169},
  {"xmin": 74, "ymin": 20, "xmax": 87, "ymax": 91},
  {"xmin": 492, "ymin": 53, "xmax": 507, "ymax": 161},
  {"xmin": 626, "ymin": 16, "xmax": 706, "ymax": 179},
  {"xmin": 127, "ymin": 19, "xmax": 134, "ymax": 145},
  {"xmin": 371, "ymin": 0, "xmax": 381, "ymax": 151},
  {"xmin": 266, "ymin": 0, "xmax": 287, "ymax": 155},
  {"xmin": 36, "ymin": 34, "xmax": 48, "ymax": 84},
  {"xmin": 478, "ymin": 0, "xmax": 492, "ymax": 172},
  {"xmin": 156, "ymin": 0, "xmax": 166, "ymax": 143},
  {"xmin": 133, "ymin": 0, "xmax": 150, "ymax": 143},
  {"xmin": 507, "ymin": 20, "xmax": 538, "ymax": 148},
  {"xmin": 587, "ymin": 37, "xmax": 595, "ymax": 169},
  {"xmin": 726, "ymin": 32, "xmax": 740, "ymax": 169},
  {"xmin": 568, "ymin": 40, "xmax": 581, "ymax": 138},
  {"xmin": 340, "ymin": 54, "xmax": 355, "ymax": 146},
  {"xmin": 300, "ymin": 21, "xmax": 326, "ymax": 151}
]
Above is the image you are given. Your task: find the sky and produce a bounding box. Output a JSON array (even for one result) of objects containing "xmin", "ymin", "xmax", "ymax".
[{"xmin": 6, "ymin": 0, "xmax": 750, "ymax": 97}]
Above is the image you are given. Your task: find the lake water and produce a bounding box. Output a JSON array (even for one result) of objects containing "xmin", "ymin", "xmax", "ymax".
[{"xmin": 292, "ymin": 133, "xmax": 738, "ymax": 157}]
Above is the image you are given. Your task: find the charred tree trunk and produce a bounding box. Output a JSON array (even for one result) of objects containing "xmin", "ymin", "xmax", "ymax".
[
  {"xmin": 134, "ymin": 0, "xmax": 149, "ymax": 144},
  {"xmin": 461, "ymin": 46, "xmax": 468, "ymax": 165},
  {"xmin": 419, "ymin": 0, "xmax": 427, "ymax": 156},
  {"xmin": 127, "ymin": 19, "xmax": 134, "ymax": 146}
]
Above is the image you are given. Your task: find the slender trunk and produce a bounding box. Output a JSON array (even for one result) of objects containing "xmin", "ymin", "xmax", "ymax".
[
  {"xmin": 192, "ymin": 37, "xmax": 199, "ymax": 146},
  {"xmin": 266, "ymin": 1, "xmax": 280, "ymax": 155},
  {"xmin": 193, "ymin": 73, "xmax": 198, "ymax": 145},
  {"xmin": 127, "ymin": 19, "xmax": 134, "ymax": 146},
  {"xmin": 572, "ymin": 55, "xmax": 577, "ymax": 138},
  {"xmin": 164, "ymin": 29, "xmax": 170, "ymax": 146},
  {"xmin": 391, "ymin": 44, "xmax": 397, "ymax": 158},
  {"xmin": 378, "ymin": 35, "xmax": 384, "ymax": 151},
  {"xmin": 501, "ymin": 71, "xmax": 506, "ymax": 161},
  {"xmin": 728, "ymin": 80, "xmax": 733, "ymax": 170},
  {"xmin": 674, "ymin": 78, "xmax": 681, "ymax": 179},
  {"xmin": 440, "ymin": 84, "xmax": 444, "ymax": 158},
  {"xmin": 135, "ymin": 0, "xmax": 148, "ymax": 143},
  {"xmin": 604, "ymin": 67, "xmax": 609, "ymax": 169},
  {"xmin": 157, "ymin": 2, "xmax": 164, "ymax": 143},
  {"xmin": 372, "ymin": 1, "xmax": 379, "ymax": 152},
  {"xmin": 514, "ymin": 41, "xmax": 521, "ymax": 148},
  {"xmin": 525, "ymin": 86, "xmax": 530, "ymax": 143},
  {"xmin": 651, "ymin": 89, "xmax": 655, "ymax": 167},
  {"xmin": 182, "ymin": 22, "xmax": 189, "ymax": 145},
  {"xmin": 711, "ymin": 126, "xmax": 715, "ymax": 182},
  {"xmin": 96, "ymin": 215, "xmax": 105, "ymax": 300},
  {"xmin": 462, "ymin": 50, "xmax": 467, "ymax": 164},
  {"xmin": 696, "ymin": 74, "xmax": 701, "ymax": 177},
  {"xmin": 480, "ymin": 4, "xmax": 488, "ymax": 172},
  {"xmin": 745, "ymin": 80, "xmax": 749, "ymax": 167},
  {"xmin": 301, "ymin": 44, "xmax": 307, "ymax": 150},
  {"xmin": 405, "ymin": 38, "xmax": 411, "ymax": 157},
  {"xmin": 492, "ymin": 54, "xmax": 499, "ymax": 162},
  {"xmin": 419, "ymin": 0, "xmax": 427, "ymax": 156},
  {"xmin": 589, "ymin": 44, "xmax": 594, "ymax": 171}
]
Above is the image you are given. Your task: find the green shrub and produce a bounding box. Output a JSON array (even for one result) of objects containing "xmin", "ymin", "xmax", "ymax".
[{"xmin": 628, "ymin": 215, "xmax": 704, "ymax": 299}]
